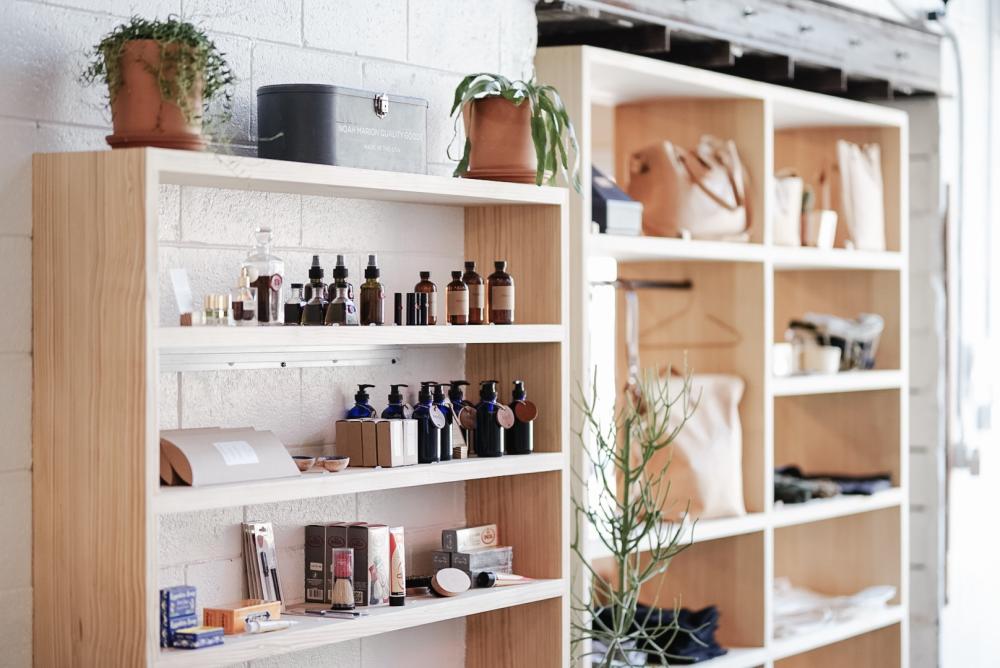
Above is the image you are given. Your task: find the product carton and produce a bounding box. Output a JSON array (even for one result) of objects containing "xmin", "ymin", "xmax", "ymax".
[
  {"xmin": 441, "ymin": 524, "xmax": 498, "ymax": 552},
  {"xmin": 348, "ymin": 524, "xmax": 390, "ymax": 606},
  {"xmin": 361, "ymin": 420, "xmax": 380, "ymax": 467},
  {"xmin": 335, "ymin": 420, "xmax": 366, "ymax": 466},
  {"xmin": 304, "ymin": 523, "xmax": 349, "ymax": 603},
  {"xmin": 451, "ymin": 546, "xmax": 513, "ymax": 573}
]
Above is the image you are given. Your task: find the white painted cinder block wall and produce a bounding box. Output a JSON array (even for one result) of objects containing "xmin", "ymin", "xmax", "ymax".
[{"xmin": 0, "ymin": 1, "xmax": 538, "ymax": 666}]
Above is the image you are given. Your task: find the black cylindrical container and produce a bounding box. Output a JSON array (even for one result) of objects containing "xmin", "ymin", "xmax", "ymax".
[
  {"xmin": 506, "ymin": 380, "xmax": 536, "ymax": 455},
  {"xmin": 406, "ymin": 293, "xmax": 417, "ymax": 326},
  {"xmin": 413, "ymin": 383, "xmax": 443, "ymax": 464},
  {"xmin": 394, "ymin": 292, "xmax": 403, "ymax": 326}
]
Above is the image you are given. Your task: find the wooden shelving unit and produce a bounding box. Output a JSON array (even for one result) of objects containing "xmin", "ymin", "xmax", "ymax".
[
  {"xmin": 32, "ymin": 149, "xmax": 570, "ymax": 666},
  {"xmin": 537, "ymin": 45, "xmax": 908, "ymax": 667}
]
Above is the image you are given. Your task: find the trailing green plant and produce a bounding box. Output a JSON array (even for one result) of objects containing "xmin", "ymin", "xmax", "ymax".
[
  {"xmin": 81, "ymin": 15, "xmax": 234, "ymax": 131},
  {"xmin": 572, "ymin": 369, "xmax": 699, "ymax": 667},
  {"xmin": 449, "ymin": 73, "xmax": 581, "ymax": 191}
]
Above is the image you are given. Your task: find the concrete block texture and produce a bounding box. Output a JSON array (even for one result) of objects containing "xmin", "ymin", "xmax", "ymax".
[
  {"xmin": 0, "ymin": 472, "xmax": 31, "ymax": 591},
  {"xmin": 0, "ymin": 587, "xmax": 32, "ymax": 668},
  {"xmin": 0, "ymin": 355, "xmax": 31, "ymax": 473}
]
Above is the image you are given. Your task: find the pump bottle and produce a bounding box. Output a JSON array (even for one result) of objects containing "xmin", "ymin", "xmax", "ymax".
[
  {"xmin": 381, "ymin": 384, "xmax": 410, "ymax": 419},
  {"xmin": 413, "ymin": 382, "xmax": 445, "ymax": 464},
  {"xmin": 448, "ymin": 380, "xmax": 475, "ymax": 454},
  {"xmin": 432, "ymin": 383, "xmax": 454, "ymax": 461},
  {"xmin": 506, "ymin": 380, "xmax": 536, "ymax": 455},
  {"xmin": 475, "ymin": 380, "xmax": 509, "ymax": 457},
  {"xmin": 346, "ymin": 384, "xmax": 377, "ymax": 419}
]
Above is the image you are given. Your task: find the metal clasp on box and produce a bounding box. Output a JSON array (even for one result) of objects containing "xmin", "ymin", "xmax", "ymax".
[{"xmin": 374, "ymin": 93, "xmax": 389, "ymax": 119}]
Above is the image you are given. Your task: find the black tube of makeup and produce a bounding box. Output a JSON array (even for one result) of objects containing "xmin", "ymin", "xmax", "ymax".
[
  {"xmin": 394, "ymin": 293, "xmax": 403, "ymax": 326},
  {"xmin": 416, "ymin": 293, "xmax": 428, "ymax": 325}
]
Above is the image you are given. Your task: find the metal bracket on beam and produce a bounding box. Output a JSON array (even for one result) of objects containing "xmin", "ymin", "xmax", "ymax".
[
  {"xmin": 539, "ymin": 23, "xmax": 670, "ymax": 54},
  {"xmin": 731, "ymin": 54, "xmax": 795, "ymax": 83},
  {"xmin": 664, "ymin": 39, "xmax": 735, "ymax": 69},
  {"xmin": 794, "ymin": 67, "xmax": 848, "ymax": 94}
]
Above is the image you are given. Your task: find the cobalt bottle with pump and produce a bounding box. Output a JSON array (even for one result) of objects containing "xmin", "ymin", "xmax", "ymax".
[
  {"xmin": 475, "ymin": 380, "xmax": 506, "ymax": 457},
  {"xmin": 506, "ymin": 380, "xmax": 537, "ymax": 455},
  {"xmin": 381, "ymin": 384, "xmax": 410, "ymax": 419},
  {"xmin": 412, "ymin": 382, "xmax": 445, "ymax": 464},
  {"xmin": 448, "ymin": 380, "xmax": 475, "ymax": 453},
  {"xmin": 432, "ymin": 383, "xmax": 453, "ymax": 461},
  {"xmin": 346, "ymin": 384, "xmax": 377, "ymax": 419}
]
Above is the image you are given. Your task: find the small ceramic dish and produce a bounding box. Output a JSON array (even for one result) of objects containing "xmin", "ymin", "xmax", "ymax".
[
  {"xmin": 292, "ymin": 455, "xmax": 317, "ymax": 472},
  {"xmin": 317, "ymin": 455, "xmax": 350, "ymax": 472}
]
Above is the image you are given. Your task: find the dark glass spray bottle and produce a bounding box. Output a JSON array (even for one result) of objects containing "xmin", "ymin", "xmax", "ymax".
[
  {"xmin": 329, "ymin": 255, "xmax": 354, "ymax": 302},
  {"xmin": 462, "ymin": 261, "xmax": 485, "ymax": 325},
  {"xmin": 346, "ymin": 384, "xmax": 377, "ymax": 419},
  {"xmin": 432, "ymin": 383, "xmax": 453, "ymax": 461},
  {"xmin": 303, "ymin": 255, "xmax": 326, "ymax": 302},
  {"xmin": 414, "ymin": 272, "xmax": 438, "ymax": 325},
  {"xmin": 301, "ymin": 278, "xmax": 328, "ymax": 326},
  {"xmin": 448, "ymin": 380, "xmax": 475, "ymax": 454},
  {"xmin": 475, "ymin": 380, "xmax": 509, "ymax": 458},
  {"xmin": 413, "ymin": 382, "xmax": 445, "ymax": 464},
  {"xmin": 381, "ymin": 384, "xmax": 410, "ymax": 419},
  {"xmin": 506, "ymin": 380, "xmax": 536, "ymax": 455},
  {"xmin": 360, "ymin": 254, "xmax": 385, "ymax": 326},
  {"xmin": 487, "ymin": 260, "xmax": 514, "ymax": 324}
]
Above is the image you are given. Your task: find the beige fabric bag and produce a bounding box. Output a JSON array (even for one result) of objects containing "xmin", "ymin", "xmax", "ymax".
[
  {"xmin": 774, "ymin": 170, "xmax": 804, "ymax": 247},
  {"xmin": 627, "ymin": 136, "xmax": 750, "ymax": 240},
  {"xmin": 651, "ymin": 374, "xmax": 747, "ymax": 521},
  {"xmin": 837, "ymin": 140, "xmax": 886, "ymax": 251}
]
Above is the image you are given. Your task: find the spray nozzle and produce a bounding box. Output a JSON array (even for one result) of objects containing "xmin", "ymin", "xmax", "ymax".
[
  {"xmin": 334, "ymin": 254, "xmax": 348, "ymax": 280},
  {"xmin": 365, "ymin": 254, "xmax": 380, "ymax": 279},
  {"xmin": 309, "ymin": 255, "xmax": 324, "ymax": 281}
]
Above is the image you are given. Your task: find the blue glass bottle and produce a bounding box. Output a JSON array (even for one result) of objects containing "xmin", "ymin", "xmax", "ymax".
[
  {"xmin": 433, "ymin": 382, "xmax": 453, "ymax": 461},
  {"xmin": 475, "ymin": 380, "xmax": 505, "ymax": 458},
  {"xmin": 346, "ymin": 383, "xmax": 377, "ymax": 419},
  {"xmin": 381, "ymin": 384, "xmax": 410, "ymax": 419},
  {"xmin": 412, "ymin": 382, "xmax": 444, "ymax": 464},
  {"xmin": 448, "ymin": 380, "xmax": 475, "ymax": 454}
]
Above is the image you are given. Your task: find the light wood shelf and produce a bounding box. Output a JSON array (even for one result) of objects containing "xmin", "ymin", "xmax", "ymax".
[
  {"xmin": 157, "ymin": 452, "xmax": 567, "ymax": 514},
  {"xmin": 33, "ymin": 149, "xmax": 571, "ymax": 666},
  {"xmin": 537, "ymin": 44, "xmax": 908, "ymax": 667},
  {"xmin": 770, "ymin": 371, "xmax": 904, "ymax": 397},
  {"xmin": 770, "ymin": 605, "xmax": 905, "ymax": 661},
  {"xmin": 771, "ymin": 488, "xmax": 904, "ymax": 528},
  {"xmin": 157, "ymin": 579, "xmax": 567, "ymax": 667}
]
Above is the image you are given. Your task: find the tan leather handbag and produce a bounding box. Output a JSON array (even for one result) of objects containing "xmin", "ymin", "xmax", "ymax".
[{"xmin": 627, "ymin": 136, "xmax": 750, "ymax": 240}]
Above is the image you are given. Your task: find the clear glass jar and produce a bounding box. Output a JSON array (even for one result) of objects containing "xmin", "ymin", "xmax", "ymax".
[{"xmin": 241, "ymin": 227, "xmax": 285, "ymax": 324}]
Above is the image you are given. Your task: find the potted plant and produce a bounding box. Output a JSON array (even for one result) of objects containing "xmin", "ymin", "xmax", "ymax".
[
  {"xmin": 449, "ymin": 73, "xmax": 580, "ymax": 190},
  {"xmin": 82, "ymin": 16, "xmax": 234, "ymax": 150},
  {"xmin": 573, "ymin": 370, "xmax": 699, "ymax": 667}
]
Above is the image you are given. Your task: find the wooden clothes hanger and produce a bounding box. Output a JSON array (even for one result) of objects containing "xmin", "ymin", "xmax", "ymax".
[{"xmin": 638, "ymin": 290, "xmax": 743, "ymax": 350}]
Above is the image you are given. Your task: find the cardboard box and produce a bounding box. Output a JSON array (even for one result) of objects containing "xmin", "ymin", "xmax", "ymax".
[
  {"xmin": 335, "ymin": 420, "xmax": 366, "ymax": 466},
  {"xmin": 432, "ymin": 550, "xmax": 452, "ymax": 572},
  {"xmin": 348, "ymin": 524, "xmax": 390, "ymax": 607},
  {"xmin": 451, "ymin": 546, "xmax": 513, "ymax": 572},
  {"xmin": 160, "ymin": 585, "xmax": 197, "ymax": 618},
  {"xmin": 442, "ymin": 524, "xmax": 498, "ymax": 552},
  {"xmin": 203, "ymin": 599, "xmax": 282, "ymax": 635},
  {"xmin": 305, "ymin": 523, "xmax": 349, "ymax": 603},
  {"xmin": 402, "ymin": 419, "xmax": 418, "ymax": 465},
  {"xmin": 171, "ymin": 625, "xmax": 225, "ymax": 650},
  {"xmin": 361, "ymin": 420, "xmax": 380, "ymax": 467},
  {"xmin": 160, "ymin": 427, "xmax": 300, "ymax": 486},
  {"xmin": 160, "ymin": 613, "xmax": 198, "ymax": 648},
  {"xmin": 375, "ymin": 420, "xmax": 406, "ymax": 467}
]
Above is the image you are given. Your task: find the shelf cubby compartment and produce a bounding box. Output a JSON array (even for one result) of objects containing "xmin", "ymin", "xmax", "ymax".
[
  {"xmin": 775, "ymin": 507, "xmax": 902, "ymax": 610},
  {"xmin": 773, "ymin": 269, "xmax": 902, "ymax": 372},
  {"xmin": 614, "ymin": 260, "xmax": 767, "ymax": 514},
  {"xmin": 774, "ymin": 388, "xmax": 902, "ymax": 487}
]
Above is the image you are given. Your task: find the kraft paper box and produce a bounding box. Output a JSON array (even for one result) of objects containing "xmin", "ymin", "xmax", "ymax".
[
  {"xmin": 348, "ymin": 524, "xmax": 390, "ymax": 607},
  {"xmin": 442, "ymin": 524, "xmax": 498, "ymax": 552},
  {"xmin": 335, "ymin": 420, "xmax": 367, "ymax": 466},
  {"xmin": 402, "ymin": 419, "xmax": 418, "ymax": 465},
  {"xmin": 203, "ymin": 599, "xmax": 282, "ymax": 635},
  {"xmin": 374, "ymin": 419, "xmax": 411, "ymax": 467},
  {"xmin": 160, "ymin": 428, "xmax": 299, "ymax": 487},
  {"xmin": 361, "ymin": 420, "xmax": 379, "ymax": 467}
]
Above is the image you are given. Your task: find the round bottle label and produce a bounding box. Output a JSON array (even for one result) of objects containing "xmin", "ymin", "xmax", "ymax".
[
  {"xmin": 513, "ymin": 400, "xmax": 538, "ymax": 423},
  {"xmin": 458, "ymin": 406, "xmax": 478, "ymax": 430},
  {"xmin": 496, "ymin": 404, "xmax": 516, "ymax": 429},
  {"xmin": 429, "ymin": 405, "xmax": 446, "ymax": 429}
]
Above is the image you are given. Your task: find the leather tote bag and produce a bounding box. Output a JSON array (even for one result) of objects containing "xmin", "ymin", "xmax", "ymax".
[
  {"xmin": 837, "ymin": 140, "xmax": 886, "ymax": 251},
  {"xmin": 650, "ymin": 373, "xmax": 747, "ymax": 521},
  {"xmin": 627, "ymin": 136, "xmax": 750, "ymax": 240}
]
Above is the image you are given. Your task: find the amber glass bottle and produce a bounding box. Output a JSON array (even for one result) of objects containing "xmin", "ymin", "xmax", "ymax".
[
  {"xmin": 462, "ymin": 261, "xmax": 485, "ymax": 325},
  {"xmin": 487, "ymin": 260, "xmax": 514, "ymax": 325},
  {"xmin": 359, "ymin": 254, "xmax": 385, "ymax": 326},
  {"xmin": 446, "ymin": 271, "xmax": 468, "ymax": 325},
  {"xmin": 414, "ymin": 271, "xmax": 438, "ymax": 325}
]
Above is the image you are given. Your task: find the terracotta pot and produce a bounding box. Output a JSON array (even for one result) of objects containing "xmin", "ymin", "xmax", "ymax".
[
  {"xmin": 463, "ymin": 96, "xmax": 537, "ymax": 183},
  {"xmin": 106, "ymin": 39, "xmax": 206, "ymax": 150}
]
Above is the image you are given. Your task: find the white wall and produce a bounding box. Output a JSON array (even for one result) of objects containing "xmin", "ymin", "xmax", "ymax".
[{"xmin": 0, "ymin": 1, "xmax": 537, "ymax": 666}]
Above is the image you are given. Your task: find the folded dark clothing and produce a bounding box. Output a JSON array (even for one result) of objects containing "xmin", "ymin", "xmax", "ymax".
[
  {"xmin": 776, "ymin": 465, "xmax": 893, "ymax": 496},
  {"xmin": 594, "ymin": 604, "xmax": 728, "ymax": 664}
]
